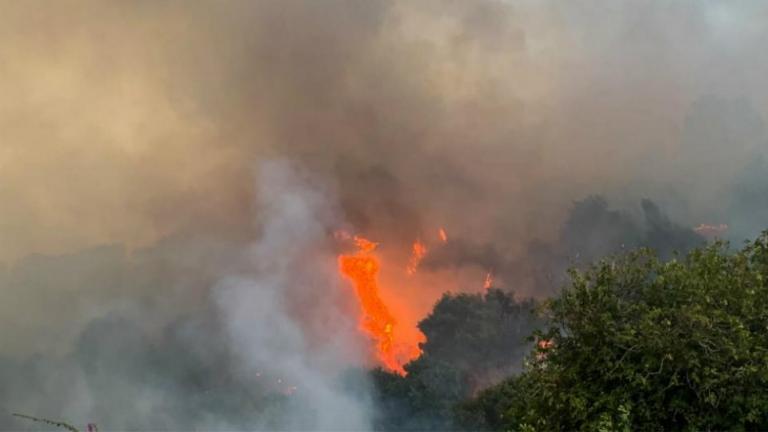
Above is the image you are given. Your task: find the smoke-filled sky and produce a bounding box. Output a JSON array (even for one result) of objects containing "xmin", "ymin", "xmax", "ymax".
[
  {"xmin": 1, "ymin": 0, "xmax": 768, "ymax": 429},
  {"xmin": 2, "ymin": 0, "xmax": 766, "ymax": 262}
]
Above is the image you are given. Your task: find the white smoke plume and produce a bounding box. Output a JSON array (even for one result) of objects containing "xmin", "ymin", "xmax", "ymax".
[
  {"xmin": 214, "ymin": 160, "xmax": 372, "ymax": 430},
  {"xmin": 0, "ymin": 160, "xmax": 374, "ymax": 430}
]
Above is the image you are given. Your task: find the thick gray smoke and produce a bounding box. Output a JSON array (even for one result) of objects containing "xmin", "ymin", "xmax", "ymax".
[
  {"xmin": 2, "ymin": 0, "xmax": 767, "ymax": 262},
  {"xmin": 0, "ymin": 161, "xmax": 373, "ymax": 430},
  {"xmin": 213, "ymin": 160, "xmax": 372, "ymax": 430}
]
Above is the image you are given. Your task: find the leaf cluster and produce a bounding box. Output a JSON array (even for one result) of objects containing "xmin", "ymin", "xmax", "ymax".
[{"xmin": 461, "ymin": 233, "xmax": 768, "ymax": 431}]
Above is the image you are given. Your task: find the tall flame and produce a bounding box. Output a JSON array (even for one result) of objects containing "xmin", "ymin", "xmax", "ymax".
[
  {"xmin": 406, "ymin": 240, "xmax": 428, "ymax": 275},
  {"xmin": 339, "ymin": 236, "xmax": 416, "ymax": 374},
  {"xmin": 438, "ymin": 228, "xmax": 448, "ymax": 243}
]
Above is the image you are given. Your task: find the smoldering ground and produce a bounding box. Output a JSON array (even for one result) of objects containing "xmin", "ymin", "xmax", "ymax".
[{"xmin": 1, "ymin": 0, "xmax": 768, "ymax": 429}]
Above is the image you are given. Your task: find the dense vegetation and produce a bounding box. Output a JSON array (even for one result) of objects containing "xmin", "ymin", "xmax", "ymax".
[
  {"xmin": 372, "ymin": 289, "xmax": 542, "ymax": 430},
  {"xmin": 6, "ymin": 199, "xmax": 763, "ymax": 431},
  {"xmin": 456, "ymin": 234, "xmax": 768, "ymax": 431}
]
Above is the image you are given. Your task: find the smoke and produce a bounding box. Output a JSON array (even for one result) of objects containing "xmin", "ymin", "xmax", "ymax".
[
  {"xmin": 1, "ymin": 0, "xmax": 766, "ymax": 262},
  {"xmin": 1, "ymin": 0, "xmax": 768, "ymax": 428},
  {"xmin": 423, "ymin": 196, "xmax": 706, "ymax": 296},
  {"xmin": 212, "ymin": 160, "xmax": 372, "ymax": 430},
  {"xmin": 1, "ymin": 161, "xmax": 373, "ymax": 430}
]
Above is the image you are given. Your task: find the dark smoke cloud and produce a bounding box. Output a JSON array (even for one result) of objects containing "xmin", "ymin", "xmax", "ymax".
[
  {"xmin": 423, "ymin": 196, "xmax": 706, "ymax": 296},
  {"xmin": 3, "ymin": 0, "xmax": 766, "ymax": 262}
]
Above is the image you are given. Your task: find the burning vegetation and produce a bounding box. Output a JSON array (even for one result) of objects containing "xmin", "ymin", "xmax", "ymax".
[
  {"xmin": 4, "ymin": 1, "xmax": 768, "ymax": 430},
  {"xmin": 336, "ymin": 225, "xmax": 501, "ymax": 374},
  {"xmin": 338, "ymin": 235, "xmax": 421, "ymax": 374},
  {"xmin": 406, "ymin": 240, "xmax": 428, "ymax": 275}
]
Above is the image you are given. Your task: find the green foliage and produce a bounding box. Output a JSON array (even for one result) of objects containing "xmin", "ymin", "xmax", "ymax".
[
  {"xmin": 419, "ymin": 289, "xmax": 541, "ymax": 388},
  {"xmin": 460, "ymin": 233, "xmax": 768, "ymax": 431},
  {"xmin": 372, "ymin": 289, "xmax": 541, "ymax": 430},
  {"xmin": 371, "ymin": 360, "xmax": 466, "ymax": 431}
]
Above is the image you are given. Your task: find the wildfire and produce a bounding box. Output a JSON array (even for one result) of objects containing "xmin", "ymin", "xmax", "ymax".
[
  {"xmin": 406, "ymin": 240, "xmax": 428, "ymax": 275},
  {"xmin": 354, "ymin": 235, "xmax": 378, "ymax": 253},
  {"xmin": 438, "ymin": 227, "xmax": 448, "ymax": 243},
  {"xmin": 536, "ymin": 338, "xmax": 554, "ymax": 362},
  {"xmin": 338, "ymin": 236, "xmax": 418, "ymax": 374},
  {"xmin": 483, "ymin": 272, "xmax": 494, "ymax": 289},
  {"xmin": 693, "ymin": 223, "xmax": 728, "ymax": 238}
]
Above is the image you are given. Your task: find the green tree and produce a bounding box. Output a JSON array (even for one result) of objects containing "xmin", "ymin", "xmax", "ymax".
[{"xmin": 460, "ymin": 234, "xmax": 768, "ymax": 431}]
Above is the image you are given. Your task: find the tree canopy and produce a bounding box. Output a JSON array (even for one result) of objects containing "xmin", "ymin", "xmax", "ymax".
[{"xmin": 458, "ymin": 234, "xmax": 768, "ymax": 431}]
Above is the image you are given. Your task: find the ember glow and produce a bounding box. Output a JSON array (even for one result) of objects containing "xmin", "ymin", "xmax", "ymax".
[
  {"xmin": 339, "ymin": 236, "xmax": 420, "ymax": 374},
  {"xmin": 483, "ymin": 272, "xmax": 494, "ymax": 290},
  {"xmin": 536, "ymin": 338, "xmax": 554, "ymax": 362},
  {"xmin": 693, "ymin": 223, "xmax": 729, "ymax": 238},
  {"xmin": 438, "ymin": 228, "xmax": 448, "ymax": 243},
  {"xmin": 406, "ymin": 240, "xmax": 428, "ymax": 275}
]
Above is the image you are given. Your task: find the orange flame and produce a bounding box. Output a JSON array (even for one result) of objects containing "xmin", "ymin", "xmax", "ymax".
[
  {"xmin": 483, "ymin": 272, "xmax": 494, "ymax": 289},
  {"xmin": 406, "ymin": 240, "xmax": 428, "ymax": 275},
  {"xmin": 354, "ymin": 235, "xmax": 378, "ymax": 253},
  {"xmin": 339, "ymin": 236, "xmax": 417, "ymax": 374},
  {"xmin": 536, "ymin": 338, "xmax": 554, "ymax": 362},
  {"xmin": 438, "ymin": 228, "xmax": 448, "ymax": 243}
]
